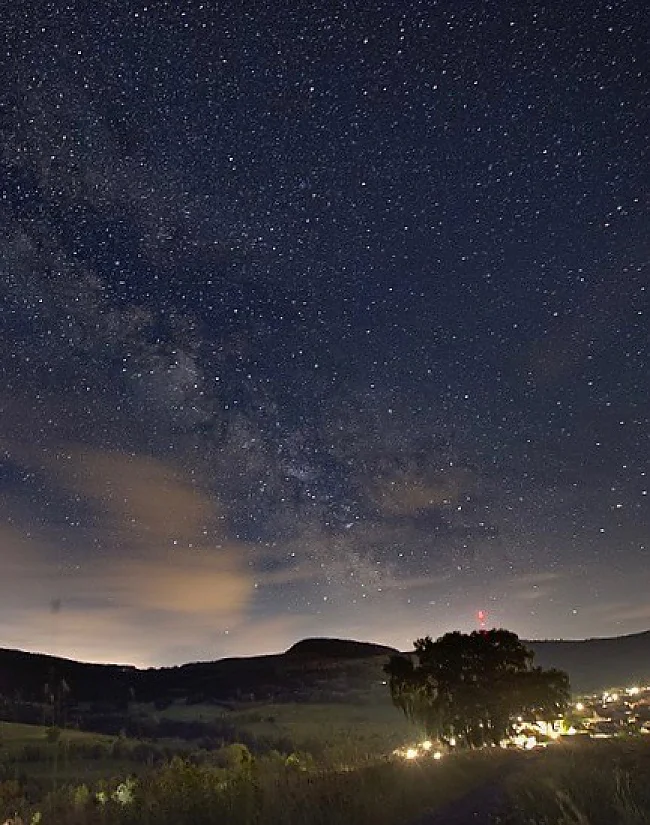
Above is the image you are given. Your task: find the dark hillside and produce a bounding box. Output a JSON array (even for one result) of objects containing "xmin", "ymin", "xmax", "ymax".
[
  {"xmin": 0, "ymin": 629, "xmax": 648, "ymax": 709},
  {"xmin": 136, "ymin": 647, "xmax": 392, "ymax": 703},
  {"xmin": 0, "ymin": 647, "xmax": 135, "ymax": 705},
  {"xmin": 286, "ymin": 638, "xmax": 398, "ymax": 658},
  {"xmin": 527, "ymin": 630, "xmax": 650, "ymax": 691}
]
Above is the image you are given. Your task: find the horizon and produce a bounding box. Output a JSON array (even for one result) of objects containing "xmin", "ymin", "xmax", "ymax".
[{"xmin": 4, "ymin": 625, "xmax": 649, "ymax": 671}]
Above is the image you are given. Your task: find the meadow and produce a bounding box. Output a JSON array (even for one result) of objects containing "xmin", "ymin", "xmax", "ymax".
[
  {"xmin": 504, "ymin": 739, "xmax": 650, "ymax": 824},
  {"xmin": 0, "ymin": 721, "xmax": 148, "ymax": 784},
  {"xmin": 2, "ymin": 703, "xmax": 650, "ymax": 824},
  {"xmin": 152, "ymin": 697, "xmax": 418, "ymax": 765}
]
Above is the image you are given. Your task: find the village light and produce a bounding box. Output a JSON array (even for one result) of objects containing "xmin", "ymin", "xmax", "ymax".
[
  {"xmin": 575, "ymin": 702, "xmax": 584, "ymax": 711},
  {"xmin": 433, "ymin": 751, "xmax": 443, "ymax": 760},
  {"xmin": 448, "ymin": 737, "xmax": 456, "ymax": 747},
  {"xmin": 627, "ymin": 687, "xmax": 640, "ymax": 696},
  {"xmin": 421, "ymin": 740, "xmax": 433, "ymax": 751},
  {"xmin": 405, "ymin": 748, "xmax": 419, "ymax": 760}
]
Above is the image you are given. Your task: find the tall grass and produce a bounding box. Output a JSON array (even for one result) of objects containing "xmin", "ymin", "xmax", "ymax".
[
  {"xmin": 504, "ymin": 740, "xmax": 650, "ymax": 824},
  {"xmin": 1, "ymin": 750, "xmax": 513, "ymax": 825}
]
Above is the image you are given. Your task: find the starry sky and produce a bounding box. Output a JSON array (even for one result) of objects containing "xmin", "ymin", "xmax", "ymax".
[{"xmin": 1, "ymin": 0, "xmax": 648, "ymax": 666}]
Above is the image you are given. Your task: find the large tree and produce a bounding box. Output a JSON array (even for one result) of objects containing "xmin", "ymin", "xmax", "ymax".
[{"xmin": 385, "ymin": 629, "xmax": 569, "ymax": 748}]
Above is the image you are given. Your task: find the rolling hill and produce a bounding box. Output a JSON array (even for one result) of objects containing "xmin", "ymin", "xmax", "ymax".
[
  {"xmin": 527, "ymin": 630, "xmax": 650, "ymax": 692},
  {"xmin": 0, "ymin": 630, "xmax": 647, "ymax": 710}
]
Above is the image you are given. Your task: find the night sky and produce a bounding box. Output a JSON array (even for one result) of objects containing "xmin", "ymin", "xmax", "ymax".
[{"xmin": 1, "ymin": 0, "xmax": 648, "ymax": 666}]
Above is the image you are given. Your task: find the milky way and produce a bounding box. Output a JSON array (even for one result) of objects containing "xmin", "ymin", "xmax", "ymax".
[{"xmin": 0, "ymin": 0, "xmax": 647, "ymax": 665}]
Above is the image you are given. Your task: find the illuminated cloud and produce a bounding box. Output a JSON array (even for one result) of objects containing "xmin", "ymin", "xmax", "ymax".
[
  {"xmin": 51, "ymin": 448, "xmax": 220, "ymax": 548},
  {"xmin": 121, "ymin": 556, "xmax": 251, "ymax": 615},
  {"xmin": 0, "ymin": 444, "xmax": 255, "ymax": 662}
]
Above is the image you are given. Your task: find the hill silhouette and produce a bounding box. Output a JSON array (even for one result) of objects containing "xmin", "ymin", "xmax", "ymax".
[
  {"xmin": 0, "ymin": 630, "xmax": 647, "ymax": 710},
  {"xmin": 285, "ymin": 638, "xmax": 398, "ymax": 658},
  {"xmin": 527, "ymin": 630, "xmax": 650, "ymax": 691}
]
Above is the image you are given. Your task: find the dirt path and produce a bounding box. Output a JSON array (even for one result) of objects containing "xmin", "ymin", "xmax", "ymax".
[
  {"xmin": 409, "ymin": 778, "xmax": 508, "ymax": 824},
  {"xmin": 408, "ymin": 753, "xmax": 536, "ymax": 825}
]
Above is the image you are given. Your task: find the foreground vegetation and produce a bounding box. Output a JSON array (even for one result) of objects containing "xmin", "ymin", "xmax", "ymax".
[
  {"xmin": 0, "ymin": 745, "xmax": 513, "ymax": 824},
  {"xmin": 3, "ymin": 720, "xmax": 650, "ymax": 824},
  {"xmin": 504, "ymin": 739, "xmax": 650, "ymax": 824}
]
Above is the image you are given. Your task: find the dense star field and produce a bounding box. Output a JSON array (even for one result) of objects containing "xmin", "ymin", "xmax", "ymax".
[{"xmin": 1, "ymin": 0, "xmax": 647, "ymax": 665}]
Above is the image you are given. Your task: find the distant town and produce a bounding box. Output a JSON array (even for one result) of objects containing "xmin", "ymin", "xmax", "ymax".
[
  {"xmin": 394, "ymin": 683, "xmax": 650, "ymax": 761},
  {"xmin": 570, "ymin": 684, "xmax": 650, "ymax": 738}
]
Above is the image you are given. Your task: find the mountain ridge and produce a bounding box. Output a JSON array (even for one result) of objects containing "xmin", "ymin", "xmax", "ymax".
[
  {"xmin": 7, "ymin": 628, "xmax": 650, "ymax": 671},
  {"xmin": 0, "ymin": 629, "xmax": 647, "ymax": 702}
]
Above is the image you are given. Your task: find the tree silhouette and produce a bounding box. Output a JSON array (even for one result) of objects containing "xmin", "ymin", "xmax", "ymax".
[{"xmin": 385, "ymin": 629, "xmax": 569, "ymax": 747}]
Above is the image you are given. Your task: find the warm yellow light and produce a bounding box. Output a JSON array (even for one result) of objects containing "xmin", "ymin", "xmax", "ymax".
[
  {"xmin": 433, "ymin": 751, "xmax": 443, "ymax": 760},
  {"xmin": 575, "ymin": 702, "xmax": 584, "ymax": 712},
  {"xmin": 627, "ymin": 687, "xmax": 640, "ymax": 696},
  {"xmin": 611, "ymin": 693, "xmax": 619, "ymax": 702},
  {"xmin": 405, "ymin": 748, "xmax": 418, "ymax": 760},
  {"xmin": 421, "ymin": 740, "xmax": 432, "ymax": 751},
  {"xmin": 448, "ymin": 737, "xmax": 456, "ymax": 747}
]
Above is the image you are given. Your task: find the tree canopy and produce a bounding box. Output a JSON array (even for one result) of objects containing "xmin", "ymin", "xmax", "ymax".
[{"xmin": 385, "ymin": 629, "xmax": 570, "ymax": 748}]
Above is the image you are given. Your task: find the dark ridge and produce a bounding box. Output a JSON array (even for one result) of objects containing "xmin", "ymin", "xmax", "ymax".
[
  {"xmin": 0, "ymin": 630, "xmax": 648, "ymax": 708},
  {"xmin": 0, "ymin": 647, "xmax": 135, "ymax": 705},
  {"xmin": 285, "ymin": 637, "xmax": 399, "ymax": 658},
  {"xmin": 526, "ymin": 629, "xmax": 650, "ymax": 690}
]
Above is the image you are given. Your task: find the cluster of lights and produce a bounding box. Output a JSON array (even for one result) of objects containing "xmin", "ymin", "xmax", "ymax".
[
  {"xmin": 394, "ymin": 685, "xmax": 650, "ymax": 762},
  {"xmin": 510, "ymin": 717, "xmax": 578, "ymax": 745},
  {"xmin": 567, "ymin": 685, "xmax": 650, "ymax": 738},
  {"xmin": 578, "ymin": 685, "xmax": 646, "ymax": 710},
  {"xmin": 601, "ymin": 687, "xmax": 644, "ymax": 703},
  {"xmin": 395, "ymin": 741, "xmax": 445, "ymax": 762},
  {"xmin": 511, "ymin": 734, "xmax": 539, "ymax": 750},
  {"xmin": 505, "ymin": 724, "xmax": 577, "ymax": 750}
]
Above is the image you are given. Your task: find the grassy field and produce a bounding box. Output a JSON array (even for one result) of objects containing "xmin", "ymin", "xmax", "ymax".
[
  {"xmin": 153, "ymin": 697, "xmax": 418, "ymax": 762},
  {"xmin": 0, "ymin": 721, "xmax": 145, "ymax": 782},
  {"xmin": 125, "ymin": 748, "xmax": 515, "ymax": 825},
  {"xmin": 2, "ymin": 716, "xmax": 650, "ymax": 824},
  {"xmin": 504, "ymin": 738, "xmax": 650, "ymax": 824},
  {"xmin": 0, "ymin": 721, "xmax": 112, "ymax": 751},
  {"xmin": 0, "ymin": 713, "xmax": 517, "ymax": 825},
  {"xmin": 20, "ymin": 747, "xmax": 517, "ymax": 825}
]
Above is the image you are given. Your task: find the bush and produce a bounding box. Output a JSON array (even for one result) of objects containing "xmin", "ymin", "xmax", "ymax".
[{"xmin": 212, "ymin": 743, "xmax": 252, "ymax": 771}]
